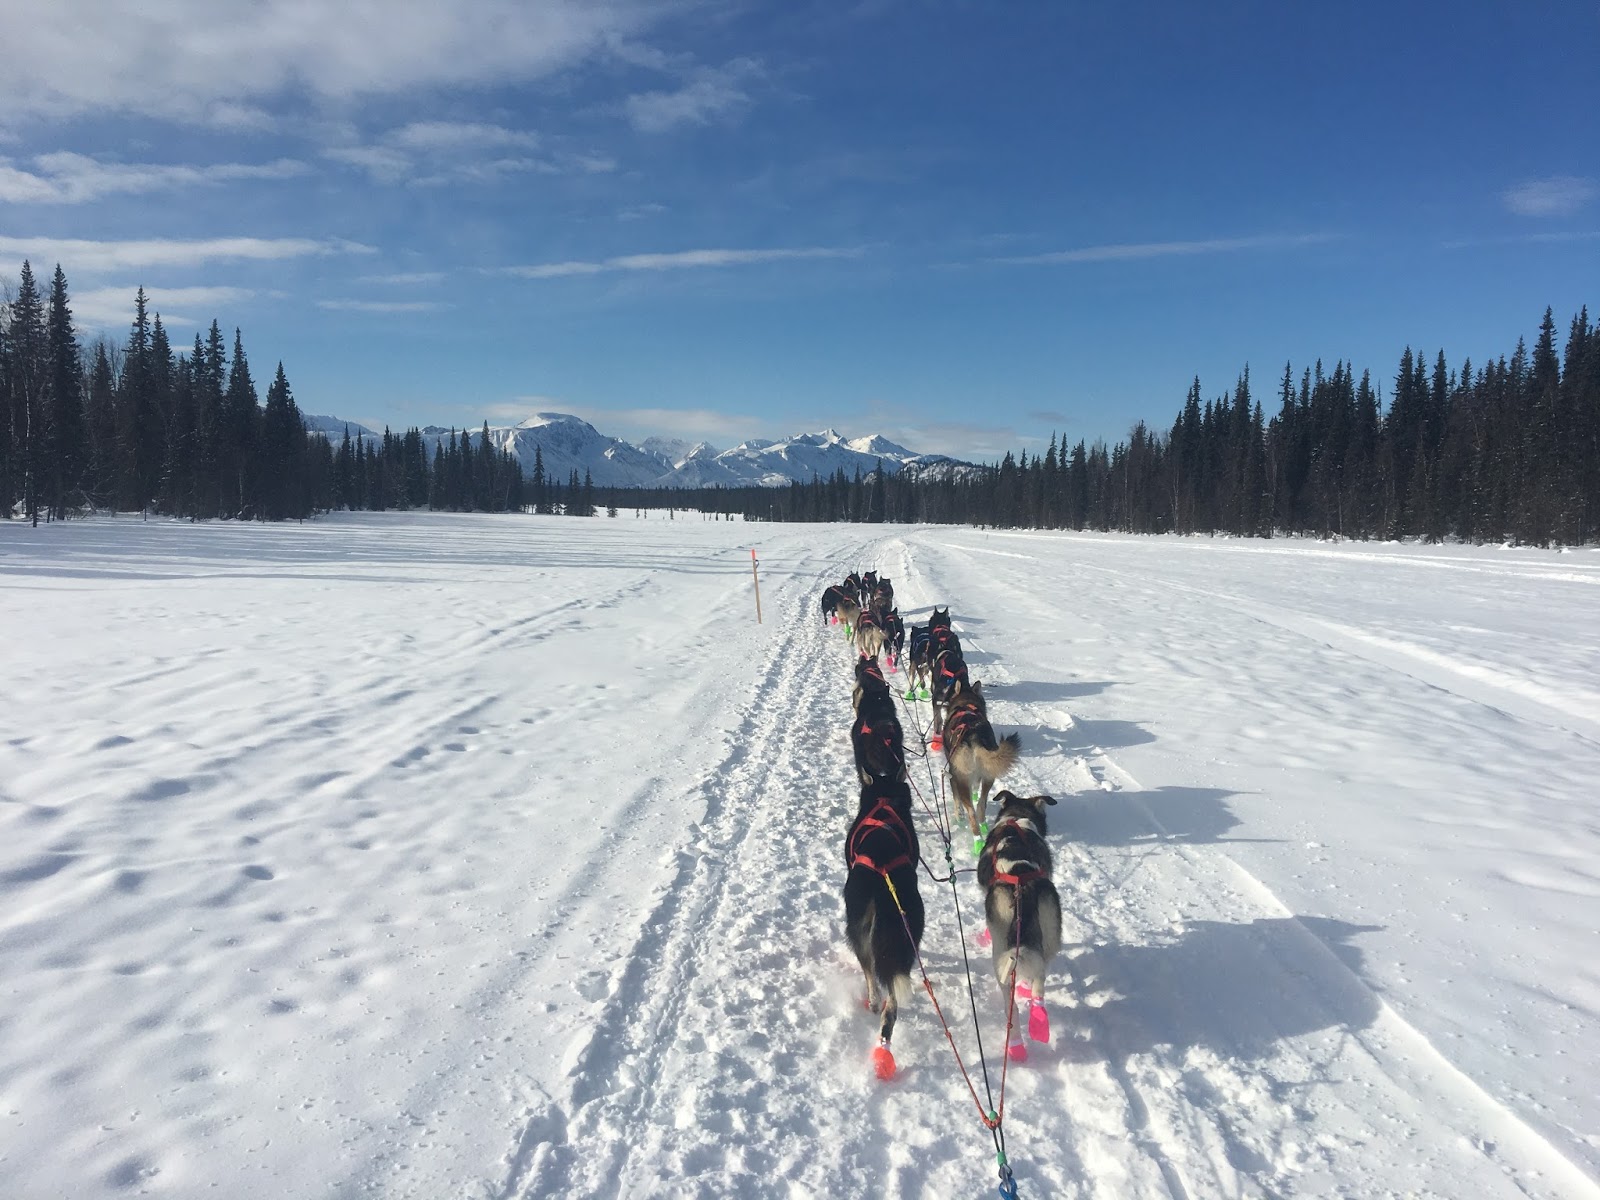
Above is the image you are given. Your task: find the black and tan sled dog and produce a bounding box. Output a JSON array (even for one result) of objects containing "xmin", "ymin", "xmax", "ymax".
[
  {"xmin": 843, "ymin": 776, "xmax": 924, "ymax": 1079},
  {"xmin": 977, "ymin": 790, "xmax": 1061, "ymax": 1061}
]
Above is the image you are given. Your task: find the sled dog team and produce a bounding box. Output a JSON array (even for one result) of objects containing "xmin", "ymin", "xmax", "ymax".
[{"xmin": 823, "ymin": 570, "xmax": 1063, "ymax": 1079}]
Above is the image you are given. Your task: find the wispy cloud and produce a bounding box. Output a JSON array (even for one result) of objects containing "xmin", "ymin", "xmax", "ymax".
[
  {"xmin": 618, "ymin": 202, "xmax": 668, "ymax": 221},
  {"xmin": 357, "ymin": 271, "xmax": 446, "ymax": 286},
  {"xmin": 1443, "ymin": 230, "xmax": 1600, "ymax": 250},
  {"xmin": 500, "ymin": 246, "xmax": 862, "ymax": 279},
  {"xmin": 1501, "ymin": 176, "xmax": 1597, "ymax": 218},
  {"xmin": 0, "ymin": 235, "xmax": 373, "ymax": 273},
  {"xmin": 325, "ymin": 120, "xmax": 550, "ymax": 184},
  {"xmin": 323, "ymin": 145, "xmax": 414, "ymax": 184},
  {"xmin": 993, "ymin": 233, "xmax": 1336, "ymax": 266},
  {"xmin": 2, "ymin": 2, "xmax": 662, "ymax": 124},
  {"xmin": 625, "ymin": 59, "xmax": 761, "ymax": 134},
  {"xmin": 315, "ymin": 299, "xmax": 449, "ymax": 313},
  {"xmin": 559, "ymin": 404, "xmax": 769, "ymax": 444},
  {"xmin": 0, "ymin": 152, "xmax": 307, "ymax": 204},
  {"xmin": 388, "ymin": 121, "xmax": 539, "ymax": 151},
  {"xmin": 69, "ymin": 285, "xmax": 259, "ymax": 329}
]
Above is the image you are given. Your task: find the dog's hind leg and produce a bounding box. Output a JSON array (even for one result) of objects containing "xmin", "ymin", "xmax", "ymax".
[
  {"xmin": 1026, "ymin": 892, "xmax": 1062, "ymax": 1044},
  {"xmin": 948, "ymin": 764, "xmax": 974, "ymax": 837},
  {"xmin": 871, "ymin": 975, "xmax": 911, "ymax": 1080}
]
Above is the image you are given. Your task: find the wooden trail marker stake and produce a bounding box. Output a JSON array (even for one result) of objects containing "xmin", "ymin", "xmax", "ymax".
[{"xmin": 751, "ymin": 548, "xmax": 763, "ymax": 624}]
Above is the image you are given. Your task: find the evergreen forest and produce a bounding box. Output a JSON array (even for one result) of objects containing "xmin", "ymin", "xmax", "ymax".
[{"xmin": 3, "ymin": 262, "xmax": 1595, "ymax": 545}]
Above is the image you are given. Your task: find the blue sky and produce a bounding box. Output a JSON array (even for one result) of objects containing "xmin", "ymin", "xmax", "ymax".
[{"xmin": 2, "ymin": 1, "xmax": 1596, "ymax": 459}]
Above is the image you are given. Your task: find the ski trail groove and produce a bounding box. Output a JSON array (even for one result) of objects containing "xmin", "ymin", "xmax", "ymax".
[{"xmin": 514, "ymin": 541, "xmax": 879, "ymax": 1198}]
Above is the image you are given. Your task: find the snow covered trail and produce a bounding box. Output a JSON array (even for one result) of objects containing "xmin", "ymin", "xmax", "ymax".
[
  {"xmin": 883, "ymin": 531, "xmax": 1600, "ymax": 1198},
  {"xmin": 0, "ymin": 514, "xmax": 856, "ymax": 1198},
  {"xmin": 3, "ymin": 515, "xmax": 1598, "ymax": 1198}
]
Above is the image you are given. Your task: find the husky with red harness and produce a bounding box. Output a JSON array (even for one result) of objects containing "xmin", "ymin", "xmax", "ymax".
[
  {"xmin": 821, "ymin": 582, "xmax": 853, "ymax": 624},
  {"xmin": 880, "ymin": 608, "xmax": 905, "ymax": 671},
  {"xmin": 851, "ymin": 659, "xmax": 906, "ymax": 784},
  {"xmin": 940, "ymin": 681, "xmax": 1021, "ymax": 851},
  {"xmin": 928, "ymin": 644, "xmax": 971, "ymax": 731},
  {"xmin": 853, "ymin": 602, "xmax": 887, "ymax": 660},
  {"xmin": 843, "ymin": 776, "xmax": 924, "ymax": 1079},
  {"xmin": 977, "ymin": 790, "xmax": 1061, "ymax": 1063},
  {"xmin": 869, "ymin": 575, "xmax": 895, "ymax": 618}
]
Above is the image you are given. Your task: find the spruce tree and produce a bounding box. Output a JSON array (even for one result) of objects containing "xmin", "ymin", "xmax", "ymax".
[
  {"xmin": 45, "ymin": 265, "xmax": 86, "ymax": 519},
  {"xmin": 84, "ymin": 343, "xmax": 117, "ymax": 509},
  {"xmin": 260, "ymin": 362, "xmax": 306, "ymax": 519},
  {"xmin": 222, "ymin": 328, "xmax": 258, "ymax": 517},
  {"xmin": 10, "ymin": 263, "xmax": 48, "ymax": 524},
  {"xmin": 531, "ymin": 444, "xmax": 548, "ymax": 513}
]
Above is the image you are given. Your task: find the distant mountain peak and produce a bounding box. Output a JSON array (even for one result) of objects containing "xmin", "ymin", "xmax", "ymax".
[
  {"xmin": 516, "ymin": 411, "xmax": 589, "ymax": 430},
  {"xmin": 310, "ymin": 407, "xmax": 978, "ymax": 489}
]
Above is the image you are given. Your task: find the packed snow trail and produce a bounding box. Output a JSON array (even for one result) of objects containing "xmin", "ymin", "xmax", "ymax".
[{"xmin": 3, "ymin": 515, "xmax": 1598, "ymax": 1198}]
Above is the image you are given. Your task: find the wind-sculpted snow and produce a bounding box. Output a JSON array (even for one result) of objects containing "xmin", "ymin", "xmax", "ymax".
[{"xmin": 1, "ymin": 516, "xmax": 1597, "ymax": 1198}]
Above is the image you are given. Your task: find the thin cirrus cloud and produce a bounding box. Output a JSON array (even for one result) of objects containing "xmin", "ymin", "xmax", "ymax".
[
  {"xmin": 387, "ymin": 121, "xmax": 539, "ymax": 151},
  {"xmin": 69, "ymin": 285, "xmax": 260, "ymax": 330},
  {"xmin": 1, "ymin": 1, "xmax": 664, "ymax": 124},
  {"xmin": 0, "ymin": 151, "xmax": 307, "ymax": 204},
  {"xmin": 324, "ymin": 120, "xmax": 548, "ymax": 185},
  {"xmin": 1501, "ymin": 176, "xmax": 1598, "ymax": 218},
  {"xmin": 357, "ymin": 271, "xmax": 447, "ymax": 286},
  {"xmin": 0, "ymin": 235, "xmax": 373, "ymax": 273},
  {"xmin": 500, "ymin": 246, "xmax": 862, "ymax": 279},
  {"xmin": 315, "ymin": 299, "xmax": 449, "ymax": 313},
  {"xmin": 560, "ymin": 403, "xmax": 769, "ymax": 444},
  {"xmin": 624, "ymin": 59, "xmax": 760, "ymax": 133},
  {"xmin": 992, "ymin": 233, "xmax": 1336, "ymax": 266}
]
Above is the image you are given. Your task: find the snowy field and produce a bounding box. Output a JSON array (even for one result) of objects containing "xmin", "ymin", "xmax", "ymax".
[{"xmin": 2, "ymin": 512, "xmax": 1598, "ymax": 1199}]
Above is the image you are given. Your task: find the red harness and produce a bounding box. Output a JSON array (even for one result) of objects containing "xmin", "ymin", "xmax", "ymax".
[
  {"xmin": 943, "ymin": 706, "xmax": 984, "ymax": 752},
  {"xmin": 981, "ymin": 818, "xmax": 1047, "ymax": 888},
  {"xmin": 849, "ymin": 795, "xmax": 915, "ymax": 876}
]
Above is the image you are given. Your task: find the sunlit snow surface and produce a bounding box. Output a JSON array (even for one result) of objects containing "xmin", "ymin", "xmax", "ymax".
[{"xmin": 2, "ymin": 514, "xmax": 1597, "ymax": 1199}]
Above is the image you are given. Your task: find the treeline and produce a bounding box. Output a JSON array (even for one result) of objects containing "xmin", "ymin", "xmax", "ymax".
[
  {"xmin": 330, "ymin": 423, "xmax": 524, "ymax": 514},
  {"xmin": 0, "ymin": 262, "xmax": 524, "ymax": 523},
  {"xmin": 667, "ymin": 304, "xmax": 1597, "ymax": 546},
  {"xmin": 8, "ymin": 266, "xmax": 1594, "ymax": 546}
]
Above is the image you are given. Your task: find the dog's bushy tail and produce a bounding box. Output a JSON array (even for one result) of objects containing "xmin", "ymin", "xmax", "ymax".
[
  {"xmin": 872, "ymin": 879, "xmax": 922, "ymax": 1005},
  {"xmin": 977, "ymin": 732, "xmax": 1021, "ymax": 780}
]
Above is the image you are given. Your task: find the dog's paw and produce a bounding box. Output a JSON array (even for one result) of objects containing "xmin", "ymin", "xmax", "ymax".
[
  {"xmin": 871, "ymin": 1044, "xmax": 898, "ymax": 1081},
  {"xmin": 1028, "ymin": 1002, "xmax": 1050, "ymax": 1044}
]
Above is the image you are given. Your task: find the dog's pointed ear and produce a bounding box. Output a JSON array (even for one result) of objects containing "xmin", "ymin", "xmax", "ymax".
[{"xmin": 1034, "ymin": 794, "xmax": 1058, "ymax": 808}]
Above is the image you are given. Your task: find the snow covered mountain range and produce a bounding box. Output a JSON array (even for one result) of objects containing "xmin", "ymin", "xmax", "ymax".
[{"xmin": 311, "ymin": 410, "xmax": 977, "ymax": 488}]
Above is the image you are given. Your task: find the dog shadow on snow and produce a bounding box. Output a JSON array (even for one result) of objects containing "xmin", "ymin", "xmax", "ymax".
[
  {"xmin": 1061, "ymin": 786, "xmax": 1255, "ymax": 846},
  {"xmin": 984, "ymin": 679, "xmax": 1115, "ymax": 704},
  {"xmin": 1066, "ymin": 914, "xmax": 1386, "ymax": 1069}
]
